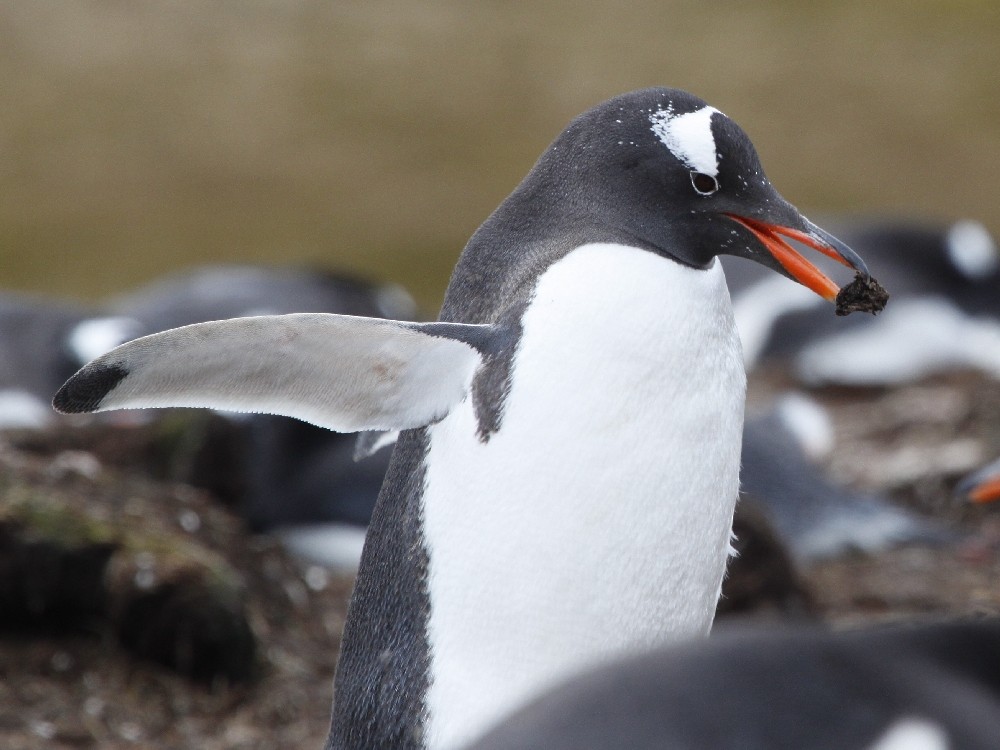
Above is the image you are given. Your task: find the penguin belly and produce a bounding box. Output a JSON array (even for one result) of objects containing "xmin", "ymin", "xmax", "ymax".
[{"xmin": 421, "ymin": 243, "xmax": 746, "ymax": 749}]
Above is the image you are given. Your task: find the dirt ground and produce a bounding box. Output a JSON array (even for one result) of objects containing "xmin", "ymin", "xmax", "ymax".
[
  {"xmin": 0, "ymin": 428, "xmax": 354, "ymax": 749},
  {"xmin": 2, "ymin": 370, "xmax": 1000, "ymax": 749}
]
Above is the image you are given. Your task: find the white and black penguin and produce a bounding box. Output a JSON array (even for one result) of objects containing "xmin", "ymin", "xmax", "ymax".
[{"xmin": 52, "ymin": 88, "xmax": 883, "ymax": 749}]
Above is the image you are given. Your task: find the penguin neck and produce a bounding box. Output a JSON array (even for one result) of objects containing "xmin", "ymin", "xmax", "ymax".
[
  {"xmin": 420, "ymin": 243, "xmax": 747, "ymax": 749},
  {"xmin": 442, "ymin": 180, "xmax": 671, "ymax": 327}
]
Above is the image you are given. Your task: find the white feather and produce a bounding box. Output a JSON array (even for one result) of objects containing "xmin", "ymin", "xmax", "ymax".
[{"xmin": 649, "ymin": 105, "xmax": 721, "ymax": 176}]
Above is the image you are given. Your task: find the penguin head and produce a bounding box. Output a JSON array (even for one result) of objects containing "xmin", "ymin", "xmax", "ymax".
[{"xmin": 535, "ymin": 87, "xmax": 873, "ymax": 302}]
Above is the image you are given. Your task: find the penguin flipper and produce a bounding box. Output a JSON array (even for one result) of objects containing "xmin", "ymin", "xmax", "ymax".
[{"xmin": 52, "ymin": 313, "xmax": 486, "ymax": 433}]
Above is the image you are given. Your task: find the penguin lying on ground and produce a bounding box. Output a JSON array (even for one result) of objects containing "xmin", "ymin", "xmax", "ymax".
[
  {"xmin": 464, "ymin": 619, "xmax": 1000, "ymax": 750},
  {"xmin": 54, "ymin": 88, "xmax": 885, "ymax": 749}
]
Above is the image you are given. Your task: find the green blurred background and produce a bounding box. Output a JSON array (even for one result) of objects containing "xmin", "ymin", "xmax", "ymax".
[{"xmin": 2, "ymin": 1, "xmax": 998, "ymax": 313}]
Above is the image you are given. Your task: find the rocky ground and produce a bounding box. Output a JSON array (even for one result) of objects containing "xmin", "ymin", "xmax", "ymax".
[{"xmin": 1, "ymin": 371, "xmax": 999, "ymax": 749}]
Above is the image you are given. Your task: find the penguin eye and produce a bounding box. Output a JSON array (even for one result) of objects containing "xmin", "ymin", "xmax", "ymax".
[{"xmin": 690, "ymin": 171, "xmax": 719, "ymax": 195}]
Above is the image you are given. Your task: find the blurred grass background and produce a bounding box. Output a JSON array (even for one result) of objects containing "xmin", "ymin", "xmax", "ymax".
[{"xmin": 2, "ymin": 1, "xmax": 998, "ymax": 313}]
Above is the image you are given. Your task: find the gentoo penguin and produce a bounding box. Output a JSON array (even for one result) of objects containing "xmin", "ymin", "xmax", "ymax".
[
  {"xmin": 465, "ymin": 619, "xmax": 1000, "ymax": 750},
  {"xmin": 725, "ymin": 218, "xmax": 1000, "ymax": 380},
  {"xmin": 52, "ymin": 88, "xmax": 884, "ymax": 749}
]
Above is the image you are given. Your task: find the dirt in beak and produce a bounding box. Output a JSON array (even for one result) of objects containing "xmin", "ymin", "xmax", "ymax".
[{"xmin": 835, "ymin": 274, "xmax": 889, "ymax": 316}]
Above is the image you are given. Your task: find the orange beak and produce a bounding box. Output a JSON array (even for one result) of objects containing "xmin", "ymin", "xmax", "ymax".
[{"xmin": 727, "ymin": 215, "xmax": 858, "ymax": 302}]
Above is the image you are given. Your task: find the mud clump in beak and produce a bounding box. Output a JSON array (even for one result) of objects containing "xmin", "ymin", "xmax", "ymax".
[{"xmin": 835, "ymin": 274, "xmax": 889, "ymax": 316}]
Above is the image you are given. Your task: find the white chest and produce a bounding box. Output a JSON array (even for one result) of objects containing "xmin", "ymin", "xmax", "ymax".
[{"xmin": 420, "ymin": 243, "xmax": 746, "ymax": 749}]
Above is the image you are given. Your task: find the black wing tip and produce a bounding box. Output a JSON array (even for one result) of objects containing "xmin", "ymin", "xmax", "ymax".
[{"xmin": 52, "ymin": 363, "xmax": 129, "ymax": 414}]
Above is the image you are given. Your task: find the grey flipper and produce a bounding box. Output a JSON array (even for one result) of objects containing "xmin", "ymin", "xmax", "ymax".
[{"xmin": 53, "ymin": 313, "xmax": 489, "ymax": 434}]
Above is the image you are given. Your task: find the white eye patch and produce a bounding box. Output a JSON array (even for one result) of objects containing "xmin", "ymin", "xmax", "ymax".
[{"xmin": 649, "ymin": 105, "xmax": 721, "ymax": 177}]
